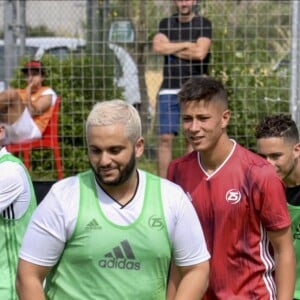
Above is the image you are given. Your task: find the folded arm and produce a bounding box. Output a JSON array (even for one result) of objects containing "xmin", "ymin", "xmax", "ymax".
[
  {"xmin": 25, "ymin": 83, "xmax": 52, "ymax": 116},
  {"xmin": 152, "ymin": 33, "xmax": 211, "ymax": 61},
  {"xmin": 152, "ymin": 33, "xmax": 190, "ymax": 55},
  {"xmin": 176, "ymin": 37, "xmax": 211, "ymax": 61}
]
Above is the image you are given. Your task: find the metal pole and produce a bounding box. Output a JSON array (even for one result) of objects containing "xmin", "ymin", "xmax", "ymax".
[
  {"xmin": 4, "ymin": 0, "xmax": 17, "ymax": 87},
  {"xmin": 86, "ymin": 0, "xmax": 92, "ymax": 53},
  {"xmin": 290, "ymin": 0, "xmax": 300, "ymax": 126},
  {"xmin": 19, "ymin": 0, "xmax": 26, "ymax": 57}
]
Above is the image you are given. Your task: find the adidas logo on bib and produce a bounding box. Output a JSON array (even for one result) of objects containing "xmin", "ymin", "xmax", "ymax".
[
  {"xmin": 85, "ymin": 218, "xmax": 102, "ymax": 230},
  {"xmin": 98, "ymin": 240, "xmax": 140, "ymax": 270}
]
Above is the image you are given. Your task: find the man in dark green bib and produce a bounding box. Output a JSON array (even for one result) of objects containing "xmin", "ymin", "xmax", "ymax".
[
  {"xmin": 16, "ymin": 100, "xmax": 210, "ymax": 299},
  {"xmin": 256, "ymin": 114, "xmax": 300, "ymax": 300}
]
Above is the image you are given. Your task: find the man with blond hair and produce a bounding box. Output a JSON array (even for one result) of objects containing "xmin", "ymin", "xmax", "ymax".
[{"xmin": 16, "ymin": 100, "xmax": 210, "ymax": 300}]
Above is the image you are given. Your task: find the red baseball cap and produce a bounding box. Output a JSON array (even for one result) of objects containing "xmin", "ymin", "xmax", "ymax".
[{"xmin": 21, "ymin": 60, "xmax": 46, "ymax": 75}]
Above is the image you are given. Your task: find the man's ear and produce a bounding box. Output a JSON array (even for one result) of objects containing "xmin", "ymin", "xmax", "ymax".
[
  {"xmin": 293, "ymin": 142, "xmax": 300, "ymax": 158},
  {"xmin": 135, "ymin": 137, "xmax": 144, "ymax": 159},
  {"xmin": 0, "ymin": 125, "xmax": 5, "ymax": 143},
  {"xmin": 221, "ymin": 109, "xmax": 231, "ymax": 129}
]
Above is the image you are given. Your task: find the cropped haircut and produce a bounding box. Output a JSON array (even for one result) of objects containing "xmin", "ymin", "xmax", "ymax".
[
  {"xmin": 255, "ymin": 114, "xmax": 299, "ymax": 143},
  {"xmin": 86, "ymin": 99, "xmax": 142, "ymax": 144},
  {"xmin": 178, "ymin": 76, "xmax": 228, "ymax": 108}
]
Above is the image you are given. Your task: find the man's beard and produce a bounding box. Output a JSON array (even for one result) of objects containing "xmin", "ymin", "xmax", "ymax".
[
  {"xmin": 178, "ymin": 6, "xmax": 193, "ymax": 17},
  {"xmin": 283, "ymin": 157, "xmax": 298, "ymax": 182},
  {"xmin": 91, "ymin": 151, "xmax": 136, "ymax": 187},
  {"xmin": 179, "ymin": 10, "xmax": 192, "ymax": 16}
]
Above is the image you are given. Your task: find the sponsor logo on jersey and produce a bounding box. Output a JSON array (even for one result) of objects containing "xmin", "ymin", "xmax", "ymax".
[
  {"xmin": 85, "ymin": 218, "xmax": 102, "ymax": 230},
  {"xmin": 225, "ymin": 189, "xmax": 242, "ymax": 204},
  {"xmin": 148, "ymin": 215, "xmax": 164, "ymax": 230},
  {"xmin": 98, "ymin": 240, "xmax": 140, "ymax": 270}
]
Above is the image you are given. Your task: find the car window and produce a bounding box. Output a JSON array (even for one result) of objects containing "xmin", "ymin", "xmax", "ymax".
[
  {"xmin": 44, "ymin": 47, "xmax": 70, "ymax": 60},
  {"xmin": 0, "ymin": 45, "xmax": 38, "ymax": 82},
  {"xmin": 0, "ymin": 44, "xmax": 75, "ymax": 83},
  {"xmin": 24, "ymin": 46, "xmax": 38, "ymax": 57},
  {"xmin": 0, "ymin": 37, "xmax": 86, "ymax": 90}
]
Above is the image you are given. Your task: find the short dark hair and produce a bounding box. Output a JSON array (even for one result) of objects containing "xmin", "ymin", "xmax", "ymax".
[
  {"xmin": 178, "ymin": 76, "xmax": 228, "ymax": 107},
  {"xmin": 255, "ymin": 114, "xmax": 299, "ymax": 143}
]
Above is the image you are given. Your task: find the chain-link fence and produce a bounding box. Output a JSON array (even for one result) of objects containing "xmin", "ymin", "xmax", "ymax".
[{"xmin": 0, "ymin": 0, "xmax": 294, "ymax": 180}]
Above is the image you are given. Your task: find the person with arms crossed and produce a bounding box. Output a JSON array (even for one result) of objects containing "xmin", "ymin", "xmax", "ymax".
[
  {"xmin": 167, "ymin": 77, "xmax": 296, "ymax": 299},
  {"xmin": 152, "ymin": 0, "xmax": 212, "ymax": 178},
  {"xmin": 0, "ymin": 123, "xmax": 37, "ymax": 300},
  {"xmin": 16, "ymin": 99, "xmax": 210, "ymax": 300},
  {"xmin": 255, "ymin": 113, "xmax": 300, "ymax": 300},
  {"xmin": 0, "ymin": 60, "xmax": 57, "ymax": 144}
]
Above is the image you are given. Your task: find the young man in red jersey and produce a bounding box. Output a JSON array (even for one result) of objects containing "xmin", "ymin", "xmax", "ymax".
[{"xmin": 167, "ymin": 76, "xmax": 295, "ymax": 299}]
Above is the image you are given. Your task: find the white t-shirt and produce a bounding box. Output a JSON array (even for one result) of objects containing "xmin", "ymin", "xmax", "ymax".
[
  {"xmin": 0, "ymin": 147, "xmax": 31, "ymax": 219},
  {"xmin": 20, "ymin": 169, "xmax": 210, "ymax": 267},
  {"xmin": 4, "ymin": 88, "xmax": 57, "ymax": 144}
]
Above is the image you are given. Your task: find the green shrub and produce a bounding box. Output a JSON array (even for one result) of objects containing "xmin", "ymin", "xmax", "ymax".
[{"xmin": 207, "ymin": 1, "xmax": 290, "ymax": 152}]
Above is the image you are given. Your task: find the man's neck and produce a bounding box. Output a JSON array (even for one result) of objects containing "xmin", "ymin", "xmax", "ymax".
[
  {"xmin": 199, "ymin": 137, "xmax": 234, "ymax": 175},
  {"xmin": 285, "ymin": 163, "xmax": 300, "ymax": 187},
  {"xmin": 178, "ymin": 12, "xmax": 195, "ymax": 23},
  {"xmin": 31, "ymin": 85, "xmax": 43, "ymax": 94},
  {"xmin": 97, "ymin": 170, "xmax": 139, "ymax": 206}
]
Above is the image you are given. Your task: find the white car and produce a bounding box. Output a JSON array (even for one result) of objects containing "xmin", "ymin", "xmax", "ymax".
[
  {"xmin": 23, "ymin": 37, "xmax": 86, "ymax": 60},
  {"xmin": 0, "ymin": 37, "xmax": 86, "ymax": 90},
  {"xmin": 0, "ymin": 37, "xmax": 142, "ymax": 108},
  {"xmin": 109, "ymin": 43, "xmax": 141, "ymax": 106}
]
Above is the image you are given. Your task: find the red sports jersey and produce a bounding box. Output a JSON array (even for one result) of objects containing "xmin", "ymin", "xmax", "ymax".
[{"xmin": 167, "ymin": 142, "xmax": 291, "ymax": 299}]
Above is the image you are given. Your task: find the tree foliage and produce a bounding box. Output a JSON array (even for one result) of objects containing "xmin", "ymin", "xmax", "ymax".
[{"xmin": 205, "ymin": 0, "xmax": 291, "ymax": 151}]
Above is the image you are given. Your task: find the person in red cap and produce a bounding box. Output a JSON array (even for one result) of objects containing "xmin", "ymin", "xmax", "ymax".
[{"xmin": 0, "ymin": 60, "xmax": 57, "ymax": 144}]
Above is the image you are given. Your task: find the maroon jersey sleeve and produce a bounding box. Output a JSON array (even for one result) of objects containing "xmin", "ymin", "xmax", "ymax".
[{"xmin": 251, "ymin": 162, "xmax": 291, "ymax": 230}]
